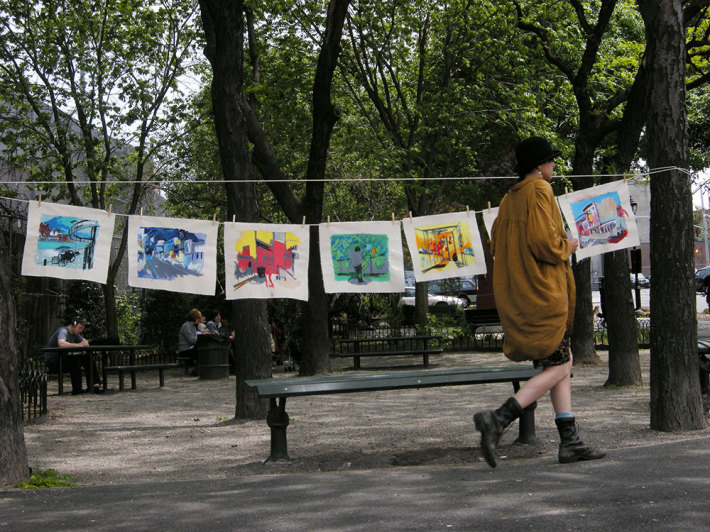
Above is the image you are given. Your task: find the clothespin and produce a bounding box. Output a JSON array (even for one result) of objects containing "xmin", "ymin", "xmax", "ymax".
[
  {"xmin": 623, "ymin": 172, "xmax": 627, "ymax": 183},
  {"xmin": 391, "ymin": 213, "xmax": 396, "ymax": 224},
  {"xmin": 212, "ymin": 212, "xmax": 217, "ymax": 226},
  {"xmin": 38, "ymin": 194, "xmax": 42, "ymax": 207},
  {"xmin": 487, "ymin": 201, "xmax": 491, "ymax": 212},
  {"xmin": 108, "ymin": 204, "xmax": 112, "ymax": 216},
  {"xmin": 409, "ymin": 211, "xmax": 413, "ymax": 222},
  {"xmin": 466, "ymin": 205, "xmax": 470, "ymax": 217},
  {"xmin": 140, "ymin": 207, "xmax": 143, "ymax": 217},
  {"xmin": 301, "ymin": 216, "xmax": 306, "ymax": 228},
  {"xmin": 564, "ymin": 187, "xmax": 569, "ymax": 195},
  {"xmin": 232, "ymin": 214, "xmax": 236, "ymax": 225},
  {"xmin": 327, "ymin": 216, "xmax": 330, "ymax": 227}
]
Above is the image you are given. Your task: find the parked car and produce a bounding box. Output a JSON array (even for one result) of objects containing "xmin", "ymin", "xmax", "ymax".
[
  {"xmin": 629, "ymin": 272, "xmax": 650, "ymax": 288},
  {"xmin": 399, "ymin": 286, "xmax": 460, "ymax": 307},
  {"xmin": 428, "ymin": 277, "xmax": 478, "ymax": 307},
  {"xmin": 696, "ymin": 266, "xmax": 710, "ymax": 292}
]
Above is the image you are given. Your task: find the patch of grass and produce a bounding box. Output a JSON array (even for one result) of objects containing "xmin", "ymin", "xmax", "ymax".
[{"xmin": 14, "ymin": 469, "xmax": 77, "ymax": 489}]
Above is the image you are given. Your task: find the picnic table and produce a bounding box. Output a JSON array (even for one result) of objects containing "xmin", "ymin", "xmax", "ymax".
[{"xmin": 40, "ymin": 344, "xmax": 169, "ymax": 394}]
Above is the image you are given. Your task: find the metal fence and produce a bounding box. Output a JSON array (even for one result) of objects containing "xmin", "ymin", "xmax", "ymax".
[
  {"xmin": 331, "ymin": 316, "xmax": 651, "ymax": 353},
  {"xmin": 19, "ymin": 360, "xmax": 48, "ymax": 424}
]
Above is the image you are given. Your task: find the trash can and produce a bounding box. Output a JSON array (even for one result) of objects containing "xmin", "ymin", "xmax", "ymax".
[{"xmin": 196, "ymin": 335, "xmax": 231, "ymax": 380}]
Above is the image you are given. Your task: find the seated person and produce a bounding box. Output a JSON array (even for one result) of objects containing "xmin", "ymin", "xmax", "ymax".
[
  {"xmin": 46, "ymin": 318, "xmax": 96, "ymax": 395},
  {"xmin": 205, "ymin": 310, "xmax": 235, "ymax": 340},
  {"xmin": 178, "ymin": 309, "xmax": 202, "ymax": 375}
]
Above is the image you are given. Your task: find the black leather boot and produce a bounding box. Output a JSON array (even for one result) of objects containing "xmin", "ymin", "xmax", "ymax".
[
  {"xmin": 555, "ymin": 417, "xmax": 606, "ymax": 463},
  {"xmin": 473, "ymin": 397, "xmax": 523, "ymax": 468}
]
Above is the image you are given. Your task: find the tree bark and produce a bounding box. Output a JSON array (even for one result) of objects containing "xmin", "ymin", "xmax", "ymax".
[
  {"xmin": 0, "ymin": 227, "xmax": 29, "ymax": 487},
  {"xmin": 200, "ymin": 0, "xmax": 271, "ymax": 419},
  {"xmin": 639, "ymin": 0, "xmax": 705, "ymax": 431},
  {"xmin": 603, "ymin": 249, "xmax": 642, "ymax": 386},
  {"xmin": 299, "ymin": 0, "xmax": 351, "ymax": 375}
]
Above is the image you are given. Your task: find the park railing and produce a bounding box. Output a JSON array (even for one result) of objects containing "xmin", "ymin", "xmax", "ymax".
[
  {"xmin": 331, "ymin": 315, "xmax": 650, "ymax": 353},
  {"xmin": 19, "ymin": 359, "xmax": 48, "ymax": 424}
]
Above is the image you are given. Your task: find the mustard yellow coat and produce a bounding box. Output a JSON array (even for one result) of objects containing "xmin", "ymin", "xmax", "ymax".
[{"xmin": 491, "ymin": 176, "xmax": 576, "ymax": 361}]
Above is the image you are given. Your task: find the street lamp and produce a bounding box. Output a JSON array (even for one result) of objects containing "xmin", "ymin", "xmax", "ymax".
[{"xmin": 629, "ymin": 197, "xmax": 641, "ymax": 310}]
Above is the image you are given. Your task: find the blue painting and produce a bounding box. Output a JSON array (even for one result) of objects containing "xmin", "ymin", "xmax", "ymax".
[{"xmin": 21, "ymin": 202, "xmax": 116, "ymax": 284}]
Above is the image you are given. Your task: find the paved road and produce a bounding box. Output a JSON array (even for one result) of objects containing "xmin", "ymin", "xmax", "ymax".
[{"xmin": 3, "ymin": 436, "xmax": 710, "ymax": 531}]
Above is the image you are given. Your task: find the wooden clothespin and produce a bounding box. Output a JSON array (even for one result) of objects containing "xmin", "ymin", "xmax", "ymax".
[
  {"xmin": 302, "ymin": 216, "xmax": 306, "ymax": 228},
  {"xmin": 487, "ymin": 201, "xmax": 491, "ymax": 212},
  {"xmin": 108, "ymin": 204, "xmax": 112, "ymax": 216},
  {"xmin": 212, "ymin": 213, "xmax": 217, "ymax": 226},
  {"xmin": 392, "ymin": 213, "xmax": 396, "ymax": 224},
  {"xmin": 38, "ymin": 194, "xmax": 42, "ymax": 207},
  {"xmin": 140, "ymin": 207, "xmax": 143, "ymax": 217},
  {"xmin": 232, "ymin": 214, "xmax": 236, "ymax": 225},
  {"xmin": 564, "ymin": 187, "xmax": 569, "ymax": 195},
  {"xmin": 409, "ymin": 211, "xmax": 413, "ymax": 222},
  {"xmin": 623, "ymin": 172, "xmax": 627, "ymax": 183},
  {"xmin": 327, "ymin": 215, "xmax": 330, "ymax": 227},
  {"xmin": 466, "ymin": 205, "xmax": 470, "ymax": 217}
]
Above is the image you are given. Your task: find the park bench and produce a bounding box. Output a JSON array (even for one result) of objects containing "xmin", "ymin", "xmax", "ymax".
[
  {"xmin": 465, "ymin": 307, "xmax": 502, "ymax": 331},
  {"xmin": 245, "ymin": 365, "xmax": 541, "ymax": 462},
  {"xmin": 100, "ymin": 346, "xmax": 178, "ymax": 391},
  {"xmin": 333, "ymin": 335, "xmax": 443, "ymax": 369}
]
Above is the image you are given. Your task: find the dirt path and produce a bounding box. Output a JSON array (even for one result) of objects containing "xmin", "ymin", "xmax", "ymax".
[{"xmin": 22, "ymin": 348, "xmax": 710, "ymax": 486}]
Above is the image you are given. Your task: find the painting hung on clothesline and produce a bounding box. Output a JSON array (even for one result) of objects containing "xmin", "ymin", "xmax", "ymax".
[
  {"xmin": 402, "ymin": 212, "xmax": 487, "ymax": 283},
  {"xmin": 223, "ymin": 223, "xmax": 309, "ymax": 301},
  {"xmin": 21, "ymin": 201, "xmax": 116, "ymax": 284},
  {"xmin": 557, "ymin": 180, "xmax": 640, "ymax": 260},
  {"xmin": 127, "ymin": 215, "xmax": 218, "ymax": 295},
  {"xmin": 481, "ymin": 207, "xmax": 499, "ymax": 240},
  {"xmin": 319, "ymin": 221, "xmax": 405, "ymax": 293}
]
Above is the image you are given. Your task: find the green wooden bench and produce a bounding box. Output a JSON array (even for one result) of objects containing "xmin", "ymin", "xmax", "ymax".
[
  {"xmin": 333, "ymin": 335, "xmax": 443, "ymax": 369},
  {"xmin": 464, "ymin": 307, "xmax": 502, "ymax": 331},
  {"xmin": 245, "ymin": 365, "xmax": 541, "ymax": 462},
  {"xmin": 102, "ymin": 362, "xmax": 179, "ymax": 391}
]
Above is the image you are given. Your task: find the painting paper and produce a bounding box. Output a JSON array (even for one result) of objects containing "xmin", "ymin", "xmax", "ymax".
[
  {"xmin": 557, "ymin": 180, "xmax": 640, "ymax": 260},
  {"xmin": 21, "ymin": 201, "xmax": 116, "ymax": 284},
  {"xmin": 319, "ymin": 221, "xmax": 405, "ymax": 293},
  {"xmin": 481, "ymin": 207, "xmax": 499, "ymax": 240},
  {"xmin": 402, "ymin": 211, "xmax": 487, "ymax": 283},
  {"xmin": 128, "ymin": 215, "xmax": 218, "ymax": 295},
  {"xmin": 224, "ymin": 223, "xmax": 310, "ymax": 301}
]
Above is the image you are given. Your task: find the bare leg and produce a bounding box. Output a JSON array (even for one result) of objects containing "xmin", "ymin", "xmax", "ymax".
[{"xmin": 513, "ymin": 358, "xmax": 572, "ymax": 409}]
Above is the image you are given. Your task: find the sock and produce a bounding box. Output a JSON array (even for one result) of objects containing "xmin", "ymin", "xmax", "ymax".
[{"xmin": 555, "ymin": 411, "xmax": 574, "ymax": 420}]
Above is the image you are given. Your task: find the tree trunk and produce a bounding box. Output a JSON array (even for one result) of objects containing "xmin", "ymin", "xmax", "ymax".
[
  {"xmin": 604, "ymin": 249, "xmax": 642, "ymax": 386},
  {"xmin": 639, "ymin": 0, "xmax": 705, "ymax": 431},
  {"xmin": 0, "ymin": 227, "xmax": 29, "ymax": 487},
  {"xmin": 571, "ymin": 258, "xmax": 602, "ymax": 364},
  {"xmin": 200, "ymin": 0, "xmax": 271, "ymax": 419}
]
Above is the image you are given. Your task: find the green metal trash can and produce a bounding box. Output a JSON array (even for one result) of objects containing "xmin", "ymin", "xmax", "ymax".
[{"xmin": 196, "ymin": 335, "xmax": 231, "ymax": 380}]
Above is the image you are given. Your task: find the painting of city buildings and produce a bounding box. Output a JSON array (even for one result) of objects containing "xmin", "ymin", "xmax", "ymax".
[{"xmin": 558, "ymin": 180, "xmax": 640, "ymax": 260}]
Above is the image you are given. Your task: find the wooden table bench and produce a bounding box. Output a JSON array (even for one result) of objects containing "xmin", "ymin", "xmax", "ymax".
[
  {"xmin": 245, "ymin": 365, "xmax": 541, "ymax": 462},
  {"xmin": 333, "ymin": 335, "xmax": 443, "ymax": 369}
]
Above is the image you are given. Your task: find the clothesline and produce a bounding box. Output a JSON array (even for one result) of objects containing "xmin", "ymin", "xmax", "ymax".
[{"xmin": 0, "ymin": 165, "xmax": 686, "ymax": 186}]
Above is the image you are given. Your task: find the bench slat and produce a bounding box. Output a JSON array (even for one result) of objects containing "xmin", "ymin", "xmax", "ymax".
[
  {"xmin": 334, "ymin": 349, "xmax": 443, "ymax": 358},
  {"xmin": 246, "ymin": 365, "xmax": 540, "ymax": 398}
]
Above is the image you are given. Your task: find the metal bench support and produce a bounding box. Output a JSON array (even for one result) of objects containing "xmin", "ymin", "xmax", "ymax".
[{"xmin": 266, "ymin": 397, "xmax": 291, "ymax": 462}]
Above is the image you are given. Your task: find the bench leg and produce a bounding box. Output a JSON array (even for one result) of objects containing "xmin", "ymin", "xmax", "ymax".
[
  {"xmin": 159, "ymin": 368, "xmax": 165, "ymax": 387},
  {"xmin": 423, "ymin": 353, "xmax": 429, "ymax": 367},
  {"xmin": 512, "ymin": 380, "xmax": 542, "ymax": 445},
  {"xmin": 131, "ymin": 370, "xmax": 137, "ymax": 390},
  {"xmin": 353, "ymin": 356, "xmax": 361, "ymax": 370},
  {"xmin": 266, "ymin": 397, "xmax": 290, "ymax": 462}
]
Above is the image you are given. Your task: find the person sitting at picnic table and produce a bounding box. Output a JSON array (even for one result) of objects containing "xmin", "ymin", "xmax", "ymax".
[
  {"xmin": 178, "ymin": 308, "xmax": 203, "ymax": 376},
  {"xmin": 45, "ymin": 318, "xmax": 96, "ymax": 395},
  {"xmin": 205, "ymin": 309, "xmax": 235, "ymax": 340}
]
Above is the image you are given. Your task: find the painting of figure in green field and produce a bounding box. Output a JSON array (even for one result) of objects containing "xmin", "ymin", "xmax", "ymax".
[
  {"xmin": 319, "ymin": 221, "xmax": 405, "ymax": 294},
  {"xmin": 330, "ymin": 233, "xmax": 390, "ymax": 285}
]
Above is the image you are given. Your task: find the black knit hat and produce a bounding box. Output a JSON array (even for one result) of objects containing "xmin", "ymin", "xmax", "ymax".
[{"xmin": 514, "ymin": 136, "xmax": 562, "ymax": 174}]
